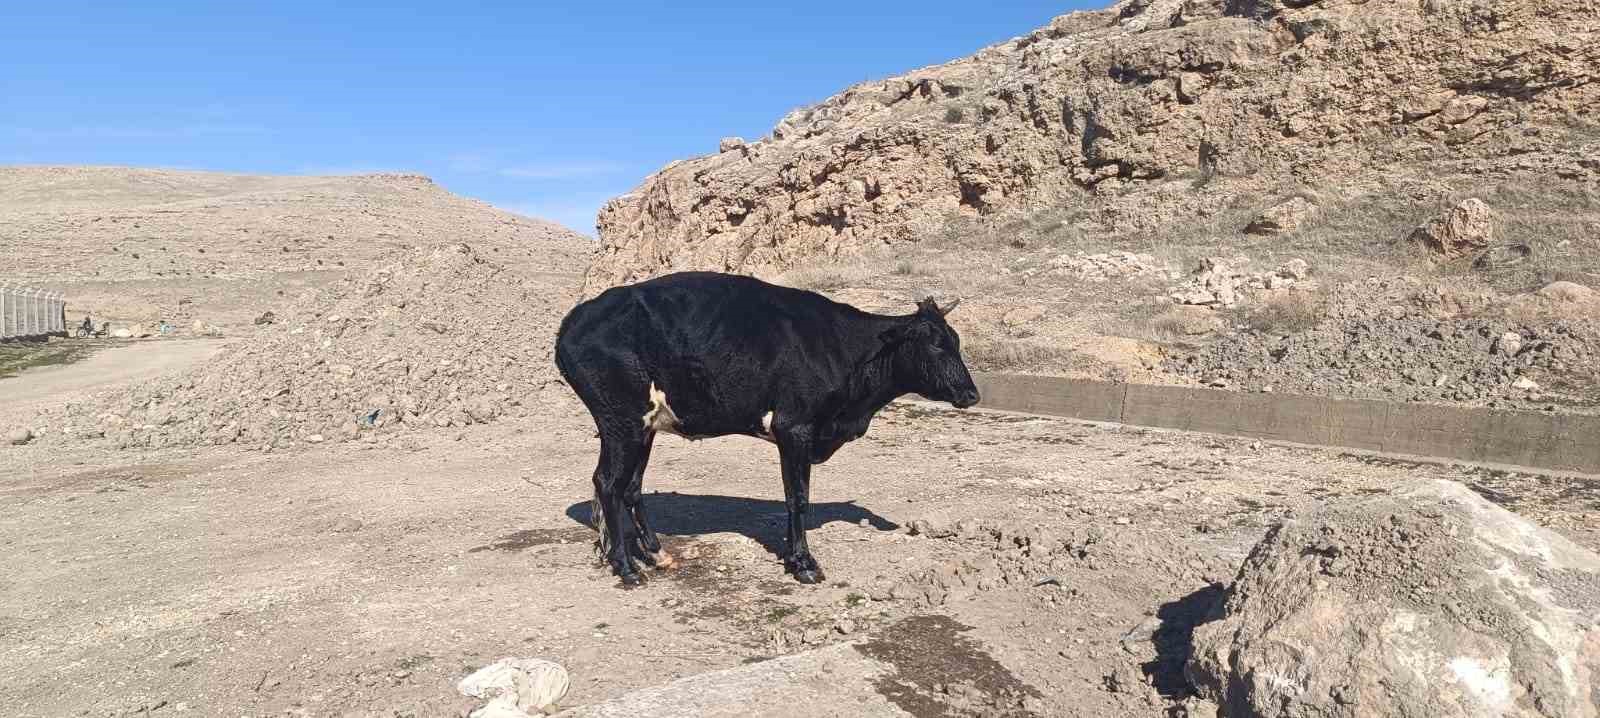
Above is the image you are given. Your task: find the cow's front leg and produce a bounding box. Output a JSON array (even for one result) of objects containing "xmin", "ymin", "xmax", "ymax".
[{"xmin": 776, "ymin": 427, "xmax": 824, "ymax": 584}]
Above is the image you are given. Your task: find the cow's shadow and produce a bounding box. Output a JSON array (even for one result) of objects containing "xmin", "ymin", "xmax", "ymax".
[{"xmin": 563, "ymin": 491, "xmax": 899, "ymax": 557}]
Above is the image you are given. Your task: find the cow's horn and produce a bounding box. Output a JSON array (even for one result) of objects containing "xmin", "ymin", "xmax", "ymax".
[{"xmin": 939, "ymin": 298, "xmax": 962, "ymax": 316}]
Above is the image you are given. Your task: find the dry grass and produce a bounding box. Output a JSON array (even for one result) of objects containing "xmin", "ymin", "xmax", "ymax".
[
  {"xmin": 775, "ymin": 260, "xmax": 886, "ymax": 292},
  {"xmin": 1239, "ymin": 289, "xmax": 1330, "ymax": 336},
  {"xmin": 962, "ymin": 338, "xmax": 1080, "ymax": 372},
  {"xmin": 929, "ymin": 208, "xmax": 1092, "ymax": 253},
  {"xmin": 1451, "ymin": 182, "xmax": 1600, "ymax": 291}
]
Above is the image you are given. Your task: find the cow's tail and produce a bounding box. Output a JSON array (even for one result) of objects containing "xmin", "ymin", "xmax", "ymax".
[{"xmin": 590, "ymin": 490, "xmax": 609, "ymax": 556}]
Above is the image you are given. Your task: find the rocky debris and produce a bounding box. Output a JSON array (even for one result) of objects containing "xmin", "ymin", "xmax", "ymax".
[
  {"xmin": 1168, "ymin": 257, "xmax": 1312, "ymax": 308},
  {"xmin": 1170, "ymin": 258, "xmax": 1246, "ymax": 308},
  {"xmin": 7, "ymin": 427, "xmax": 33, "ymax": 446},
  {"xmin": 1410, "ymin": 198, "xmax": 1496, "ymax": 258},
  {"xmin": 1186, "ymin": 479, "xmax": 1600, "ymax": 717},
  {"xmin": 110, "ymin": 328, "xmax": 133, "ymax": 339},
  {"xmin": 586, "ymin": 0, "xmax": 1600, "ymax": 292},
  {"xmin": 1493, "ymin": 331, "xmax": 1524, "ymax": 357},
  {"xmin": 717, "ymin": 137, "xmax": 746, "ymax": 153},
  {"xmin": 1512, "ymin": 376, "xmax": 1541, "ymax": 391},
  {"xmin": 33, "ymin": 244, "xmax": 581, "ymax": 450},
  {"xmin": 1538, "ymin": 281, "xmax": 1597, "ymax": 303},
  {"xmin": 254, "ymin": 311, "xmax": 277, "ymax": 326},
  {"xmin": 1243, "ymin": 196, "xmax": 1318, "ymax": 235},
  {"xmin": 1170, "ymin": 278, "xmax": 1600, "ymax": 411},
  {"xmin": 458, "ymin": 657, "xmax": 570, "ymax": 717},
  {"xmin": 1050, "ymin": 252, "xmax": 1171, "ymax": 282}
]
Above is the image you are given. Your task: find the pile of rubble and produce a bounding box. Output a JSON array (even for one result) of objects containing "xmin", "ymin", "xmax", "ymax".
[
  {"xmin": 1168, "ymin": 256, "xmax": 1312, "ymax": 308},
  {"xmin": 35, "ymin": 244, "xmax": 581, "ymax": 449},
  {"xmin": 1168, "ymin": 278, "xmax": 1600, "ymax": 411},
  {"xmin": 1049, "ymin": 252, "xmax": 1172, "ymax": 282}
]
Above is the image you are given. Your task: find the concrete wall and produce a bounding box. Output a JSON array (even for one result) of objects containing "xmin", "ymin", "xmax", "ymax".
[{"xmin": 973, "ymin": 374, "xmax": 1600, "ymax": 474}]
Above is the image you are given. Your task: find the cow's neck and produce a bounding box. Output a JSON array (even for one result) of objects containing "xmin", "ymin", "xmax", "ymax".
[
  {"xmin": 827, "ymin": 316, "xmax": 913, "ymax": 426},
  {"xmin": 839, "ymin": 348, "xmax": 901, "ymax": 421}
]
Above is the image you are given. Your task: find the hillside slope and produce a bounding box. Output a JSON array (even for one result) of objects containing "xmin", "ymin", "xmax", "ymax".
[
  {"xmin": 590, "ymin": 0, "xmax": 1598, "ymax": 290},
  {"xmin": 0, "ymin": 166, "xmax": 593, "ymax": 326},
  {"xmin": 587, "ymin": 0, "xmax": 1600, "ymax": 415}
]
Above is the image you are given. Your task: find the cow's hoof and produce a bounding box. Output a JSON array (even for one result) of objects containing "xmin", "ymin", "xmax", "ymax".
[
  {"xmin": 650, "ymin": 549, "xmax": 678, "ymax": 571},
  {"xmin": 617, "ymin": 572, "xmax": 647, "ymax": 589},
  {"xmin": 792, "ymin": 568, "xmax": 824, "ymax": 585}
]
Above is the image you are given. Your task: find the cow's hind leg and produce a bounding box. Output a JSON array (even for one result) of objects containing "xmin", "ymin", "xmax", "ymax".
[
  {"xmin": 592, "ymin": 423, "xmax": 650, "ymax": 587},
  {"xmin": 626, "ymin": 432, "xmax": 677, "ymax": 570}
]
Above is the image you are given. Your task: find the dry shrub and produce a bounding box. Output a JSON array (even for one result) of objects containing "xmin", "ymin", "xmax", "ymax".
[{"xmin": 1243, "ymin": 290, "xmax": 1328, "ymax": 335}]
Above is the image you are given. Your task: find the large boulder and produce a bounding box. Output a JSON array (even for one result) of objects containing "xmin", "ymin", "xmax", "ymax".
[
  {"xmin": 1186, "ymin": 479, "xmax": 1600, "ymax": 717},
  {"xmin": 1244, "ymin": 196, "xmax": 1319, "ymax": 235},
  {"xmin": 1410, "ymin": 199, "xmax": 1497, "ymax": 259}
]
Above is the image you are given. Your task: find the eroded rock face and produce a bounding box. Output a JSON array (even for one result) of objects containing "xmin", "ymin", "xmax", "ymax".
[
  {"xmin": 588, "ymin": 0, "xmax": 1600, "ymax": 294},
  {"xmin": 1185, "ymin": 479, "xmax": 1600, "ymax": 718}
]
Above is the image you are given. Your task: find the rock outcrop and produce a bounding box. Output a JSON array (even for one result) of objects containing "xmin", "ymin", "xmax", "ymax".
[
  {"xmin": 1411, "ymin": 198, "xmax": 1498, "ymax": 258},
  {"xmin": 588, "ymin": 0, "xmax": 1599, "ymax": 294},
  {"xmin": 1186, "ymin": 479, "xmax": 1600, "ymax": 717}
]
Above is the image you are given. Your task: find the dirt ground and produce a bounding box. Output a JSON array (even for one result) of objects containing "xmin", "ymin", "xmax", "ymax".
[{"xmin": 4, "ymin": 345, "xmax": 1597, "ymax": 717}]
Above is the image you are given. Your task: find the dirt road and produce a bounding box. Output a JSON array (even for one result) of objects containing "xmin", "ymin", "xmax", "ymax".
[
  {"xmin": 4, "ymin": 394, "xmax": 1596, "ymax": 717},
  {"xmin": 0, "ymin": 338, "xmax": 228, "ymax": 413}
]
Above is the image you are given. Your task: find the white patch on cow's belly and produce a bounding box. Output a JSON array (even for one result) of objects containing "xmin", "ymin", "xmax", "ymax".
[
  {"xmin": 643, "ymin": 383, "xmax": 685, "ymax": 435},
  {"xmin": 757, "ymin": 410, "xmax": 776, "ymax": 443}
]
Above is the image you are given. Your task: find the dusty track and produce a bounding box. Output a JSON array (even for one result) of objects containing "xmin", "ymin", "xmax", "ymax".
[
  {"xmin": 4, "ymin": 391, "xmax": 1597, "ymax": 716},
  {"xmin": 0, "ymin": 339, "xmax": 228, "ymax": 413}
]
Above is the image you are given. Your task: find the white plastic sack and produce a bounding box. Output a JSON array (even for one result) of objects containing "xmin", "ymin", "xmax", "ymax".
[{"xmin": 458, "ymin": 657, "xmax": 571, "ymax": 717}]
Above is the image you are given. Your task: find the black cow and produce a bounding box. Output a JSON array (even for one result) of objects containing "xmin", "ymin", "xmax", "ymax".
[{"xmin": 554, "ymin": 271, "xmax": 980, "ymax": 586}]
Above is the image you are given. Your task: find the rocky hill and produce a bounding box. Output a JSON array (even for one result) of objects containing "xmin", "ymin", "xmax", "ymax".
[
  {"xmin": 0, "ymin": 166, "xmax": 593, "ymax": 327},
  {"xmin": 592, "ymin": 0, "xmax": 1596, "ymax": 289},
  {"xmin": 589, "ymin": 0, "xmax": 1600, "ymax": 413}
]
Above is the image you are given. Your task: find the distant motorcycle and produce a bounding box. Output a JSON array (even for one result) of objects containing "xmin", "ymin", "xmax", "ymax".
[{"xmin": 75, "ymin": 318, "xmax": 93, "ymax": 338}]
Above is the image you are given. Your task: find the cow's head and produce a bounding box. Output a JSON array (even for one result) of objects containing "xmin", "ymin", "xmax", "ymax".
[{"xmin": 885, "ymin": 298, "xmax": 980, "ymax": 409}]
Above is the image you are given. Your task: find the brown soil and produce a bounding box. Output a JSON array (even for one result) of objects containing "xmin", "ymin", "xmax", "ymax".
[{"xmin": 4, "ymin": 372, "xmax": 1596, "ymax": 717}]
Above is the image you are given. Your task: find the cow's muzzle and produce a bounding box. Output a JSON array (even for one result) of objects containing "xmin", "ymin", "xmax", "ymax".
[{"xmin": 951, "ymin": 389, "xmax": 980, "ymax": 409}]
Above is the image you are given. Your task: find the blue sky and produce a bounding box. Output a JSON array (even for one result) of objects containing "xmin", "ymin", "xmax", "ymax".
[{"xmin": 1, "ymin": 2, "xmax": 1093, "ymax": 234}]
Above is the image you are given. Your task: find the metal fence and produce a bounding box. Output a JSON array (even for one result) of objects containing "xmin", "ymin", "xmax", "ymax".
[{"xmin": 0, "ymin": 286, "xmax": 67, "ymax": 340}]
